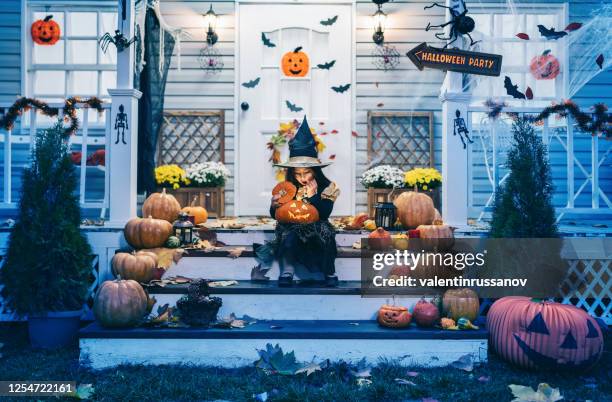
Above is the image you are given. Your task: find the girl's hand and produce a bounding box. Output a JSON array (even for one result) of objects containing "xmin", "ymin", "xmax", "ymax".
[
  {"xmin": 306, "ymin": 179, "xmax": 318, "ymax": 197},
  {"xmin": 271, "ymin": 193, "xmax": 281, "ymax": 208}
]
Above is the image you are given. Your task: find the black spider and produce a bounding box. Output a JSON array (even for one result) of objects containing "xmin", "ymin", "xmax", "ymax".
[{"xmin": 424, "ymin": 0, "xmax": 480, "ymax": 49}]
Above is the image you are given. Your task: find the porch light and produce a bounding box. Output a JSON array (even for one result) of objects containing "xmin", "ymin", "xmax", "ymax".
[
  {"xmin": 173, "ymin": 212, "xmax": 195, "ymax": 245},
  {"xmin": 372, "ymin": 3, "xmax": 387, "ymax": 45},
  {"xmin": 204, "ymin": 4, "xmax": 218, "ymax": 45},
  {"xmin": 374, "ymin": 202, "xmax": 396, "ymax": 230}
]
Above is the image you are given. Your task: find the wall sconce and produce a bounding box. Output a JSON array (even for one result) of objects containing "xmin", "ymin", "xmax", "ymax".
[
  {"xmin": 203, "ymin": 4, "xmax": 218, "ymax": 45},
  {"xmin": 372, "ymin": 0, "xmax": 388, "ymax": 45}
]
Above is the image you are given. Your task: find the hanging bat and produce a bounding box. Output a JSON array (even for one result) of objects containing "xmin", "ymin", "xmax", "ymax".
[
  {"xmin": 317, "ymin": 60, "xmax": 336, "ymax": 70},
  {"xmin": 285, "ymin": 100, "xmax": 303, "ymax": 112},
  {"xmin": 242, "ymin": 77, "xmax": 260, "ymax": 88},
  {"xmin": 504, "ymin": 76, "xmax": 526, "ymax": 99},
  {"xmin": 537, "ymin": 25, "xmax": 567, "ymax": 40},
  {"xmin": 320, "ymin": 15, "xmax": 338, "ymax": 26},
  {"xmin": 331, "ymin": 83, "xmax": 351, "ymax": 93},
  {"xmin": 261, "ymin": 32, "xmax": 276, "ymax": 48}
]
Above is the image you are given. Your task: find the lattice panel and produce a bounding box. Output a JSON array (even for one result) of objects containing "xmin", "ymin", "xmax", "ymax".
[
  {"xmin": 558, "ymin": 259, "xmax": 611, "ymax": 324},
  {"xmin": 158, "ymin": 111, "xmax": 225, "ymax": 166},
  {"xmin": 368, "ymin": 112, "xmax": 434, "ymax": 170}
]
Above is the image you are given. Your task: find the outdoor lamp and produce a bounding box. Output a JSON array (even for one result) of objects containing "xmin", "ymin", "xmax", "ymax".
[
  {"xmin": 372, "ymin": 2, "xmax": 387, "ymax": 45},
  {"xmin": 374, "ymin": 202, "xmax": 396, "ymax": 230},
  {"xmin": 173, "ymin": 212, "xmax": 194, "ymax": 245},
  {"xmin": 204, "ymin": 4, "xmax": 218, "ymax": 45}
]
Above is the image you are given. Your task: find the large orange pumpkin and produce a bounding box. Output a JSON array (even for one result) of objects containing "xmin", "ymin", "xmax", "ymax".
[
  {"xmin": 31, "ymin": 15, "xmax": 61, "ymax": 45},
  {"xmin": 181, "ymin": 196, "xmax": 208, "ymax": 225},
  {"xmin": 124, "ymin": 216, "xmax": 173, "ymax": 249},
  {"xmin": 142, "ymin": 188, "xmax": 181, "ymax": 223},
  {"xmin": 281, "ymin": 47, "xmax": 310, "ymax": 77},
  {"xmin": 487, "ymin": 297, "xmax": 604, "ymax": 370},
  {"xmin": 111, "ymin": 251, "xmax": 158, "ymax": 283},
  {"xmin": 442, "ymin": 288, "xmax": 480, "ymax": 321},
  {"xmin": 529, "ymin": 52, "xmax": 560, "ymax": 80},
  {"xmin": 416, "ymin": 220, "xmax": 455, "ymax": 251},
  {"xmin": 93, "ymin": 279, "xmax": 148, "ymax": 328},
  {"xmin": 394, "ymin": 191, "xmax": 436, "ymax": 229},
  {"xmin": 275, "ymin": 200, "xmax": 319, "ymax": 224},
  {"xmin": 377, "ymin": 305, "xmax": 412, "ymax": 328},
  {"xmin": 272, "ymin": 181, "xmax": 298, "ymax": 205}
]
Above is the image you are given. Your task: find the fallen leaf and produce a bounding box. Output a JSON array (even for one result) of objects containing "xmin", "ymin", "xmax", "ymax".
[
  {"xmin": 394, "ymin": 378, "xmax": 417, "ymax": 386},
  {"xmin": 478, "ymin": 375, "xmax": 490, "ymax": 382},
  {"xmin": 356, "ymin": 378, "xmax": 372, "ymax": 388},
  {"xmin": 253, "ymin": 391, "xmax": 268, "ymax": 402},
  {"xmin": 516, "ymin": 33, "xmax": 530, "ymax": 40},
  {"xmin": 376, "ymin": 102, "xmax": 384, "ymax": 107},
  {"xmin": 255, "ymin": 343, "xmax": 303, "ymax": 375},
  {"xmin": 406, "ymin": 371, "xmax": 419, "ymax": 377},
  {"xmin": 172, "ymin": 276, "xmax": 192, "ymax": 284},
  {"xmin": 351, "ymin": 131, "xmax": 358, "ymax": 137},
  {"xmin": 251, "ymin": 264, "xmax": 271, "ymax": 281},
  {"xmin": 320, "ymin": 131, "xmax": 328, "ymax": 136},
  {"xmin": 352, "ymin": 241, "xmax": 362, "ymax": 249},
  {"xmin": 331, "ymin": 129, "xmax": 338, "ymax": 134},
  {"xmin": 508, "ymin": 383, "xmax": 563, "ymax": 402},
  {"xmin": 146, "ymin": 248, "xmax": 186, "ymax": 268},
  {"xmin": 596, "ymin": 54, "xmax": 604, "ymax": 69},
  {"xmin": 227, "ymin": 247, "xmax": 246, "ymax": 259},
  {"xmin": 526, "ymin": 87, "xmax": 534, "ymax": 100},
  {"xmin": 270, "ymin": 325, "xmax": 283, "ymax": 329},
  {"xmin": 329, "ymin": 154, "xmax": 336, "ymax": 160},
  {"xmin": 564, "ymin": 22, "xmax": 582, "ymax": 31},
  {"xmin": 69, "ymin": 384, "xmax": 95, "ymax": 400},
  {"xmin": 208, "ymin": 280, "xmax": 239, "ymax": 287},
  {"xmin": 451, "ymin": 354, "xmax": 474, "ymax": 372},
  {"xmin": 296, "ymin": 362, "xmax": 323, "ymax": 376}
]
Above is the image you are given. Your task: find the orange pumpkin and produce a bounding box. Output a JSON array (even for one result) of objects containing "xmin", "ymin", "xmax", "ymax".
[
  {"xmin": 530, "ymin": 52, "xmax": 560, "ymax": 80},
  {"xmin": 416, "ymin": 220, "xmax": 455, "ymax": 251},
  {"xmin": 368, "ymin": 227, "xmax": 392, "ymax": 250},
  {"xmin": 272, "ymin": 181, "xmax": 297, "ymax": 205},
  {"xmin": 31, "ymin": 15, "xmax": 61, "ymax": 45},
  {"xmin": 93, "ymin": 279, "xmax": 148, "ymax": 328},
  {"xmin": 281, "ymin": 46, "xmax": 310, "ymax": 77},
  {"xmin": 124, "ymin": 216, "xmax": 173, "ymax": 249},
  {"xmin": 393, "ymin": 191, "xmax": 436, "ymax": 229},
  {"xmin": 275, "ymin": 200, "xmax": 319, "ymax": 224},
  {"xmin": 111, "ymin": 251, "xmax": 158, "ymax": 283},
  {"xmin": 442, "ymin": 288, "xmax": 480, "ymax": 321},
  {"xmin": 377, "ymin": 305, "xmax": 412, "ymax": 328},
  {"xmin": 181, "ymin": 196, "xmax": 208, "ymax": 225},
  {"xmin": 142, "ymin": 188, "xmax": 181, "ymax": 223}
]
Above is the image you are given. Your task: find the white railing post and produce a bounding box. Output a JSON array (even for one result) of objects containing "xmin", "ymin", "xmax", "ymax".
[
  {"xmin": 566, "ymin": 116, "xmax": 574, "ymax": 208},
  {"xmin": 79, "ymin": 108, "xmax": 89, "ymax": 205}
]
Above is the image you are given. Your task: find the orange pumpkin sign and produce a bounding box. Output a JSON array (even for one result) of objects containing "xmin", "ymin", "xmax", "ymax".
[
  {"xmin": 31, "ymin": 15, "xmax": 61, "ymax": 46},
  {"xmin": 281, "ymin": 47, "xmax": 310, "ymax": 77},
  {"xmin": 529, "ymin": 52, "xmax": 560, "ymax": 80},
  {"xmin": 275, "ymin": 200, "xmax": 319, "ymax": 224}
]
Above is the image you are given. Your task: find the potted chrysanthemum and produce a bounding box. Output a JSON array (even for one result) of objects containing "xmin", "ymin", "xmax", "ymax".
[{"xmin": 404, "ymin": 167, "xmax": 442, "ymax": 210}]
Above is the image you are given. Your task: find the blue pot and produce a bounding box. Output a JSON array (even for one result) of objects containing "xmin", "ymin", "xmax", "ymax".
[{"xmin": 28, "ymin": 310, "xmax": 83, "ymax": 349}]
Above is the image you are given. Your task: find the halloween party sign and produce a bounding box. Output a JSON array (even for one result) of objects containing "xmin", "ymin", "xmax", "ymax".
[{"xmin": 407, "ymin": 42, "xmax": 502, "ymax": 77}]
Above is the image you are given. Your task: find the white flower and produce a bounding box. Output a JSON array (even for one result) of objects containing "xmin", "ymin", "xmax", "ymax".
[
  {"xmin": 185, "ymin": 162, "xmax": 230, "ymax": 186},
  {"xmin": 360, "ymin": 165, "xmax": 405, "ymax": 188}
]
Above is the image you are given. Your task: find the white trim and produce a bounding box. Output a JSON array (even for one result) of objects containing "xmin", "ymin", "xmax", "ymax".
[{"xmin": 233, "ymin": 3, "xmax": 241, "ymax": 215}]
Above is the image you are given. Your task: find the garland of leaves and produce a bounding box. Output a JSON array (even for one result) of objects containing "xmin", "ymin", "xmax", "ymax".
[
  {"xmin": 485, "ymin": 100, "xmax": 611, "ymax": 139},
  {"xmin": 0, "ymin": 96, "xmax": 105, "ymax": 138}
]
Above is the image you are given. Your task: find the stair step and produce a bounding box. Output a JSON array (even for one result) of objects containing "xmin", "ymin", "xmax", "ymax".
[
  {"xmin": 148, "ymin": 280, "xmax": 363, "ymax": 295},
  {"xmin": 184, "ymin": 246, "xmax": 361, "ymax": 258},
  {"xmin": 213, "ymin": 229, "xmax": 367, "ymax": 247}
]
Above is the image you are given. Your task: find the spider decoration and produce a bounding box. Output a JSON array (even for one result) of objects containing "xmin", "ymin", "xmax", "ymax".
[
  {"xmin": 372, "ymin": 44, "xmax": 400, "ymax": 71},
  {"xmin": 99, "ymin": 29, "xmax": 138, "ymax": 54},
  {"xmin": 424, "ymin": 0, "xmax": 480, "ymax": 49},
  {"xmin": 198, "ymin": 45, "xmax": 224, "ymax": 75}
]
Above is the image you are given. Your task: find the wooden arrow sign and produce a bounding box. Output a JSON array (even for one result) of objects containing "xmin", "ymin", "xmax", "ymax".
[{"xmin": 407, "ymin": 42, "xmax": 503, "ymax": 77}]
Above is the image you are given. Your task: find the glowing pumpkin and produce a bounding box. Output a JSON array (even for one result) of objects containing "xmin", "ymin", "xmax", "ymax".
[
  {"xmin": 275, "ymin": 200, "xmax": 319, "ymax": 224},
  {"xmin": 31, "ymin": 15, "xmax": 61, "ymax": 46},
  {"xmin": 281, "ymin": 46, "xmax": 310, "ymax": 77},
  {"xmin": 529, "ymin": 52, "xmax": 560, "ymax": 80}
]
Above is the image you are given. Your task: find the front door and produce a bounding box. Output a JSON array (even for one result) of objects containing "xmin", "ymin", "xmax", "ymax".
[{"xmin": 236, "ymin": 2, "xmax": 354, "ymax": 216}]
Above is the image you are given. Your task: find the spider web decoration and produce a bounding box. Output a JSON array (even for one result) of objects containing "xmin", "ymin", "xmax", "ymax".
[
  {"xmin": 372, "ymin": 45, "xmax": 400, "ymax": 71},
  {"xmin": 198, "ymin": 45, "xmax": 224, "ymax": 74}
]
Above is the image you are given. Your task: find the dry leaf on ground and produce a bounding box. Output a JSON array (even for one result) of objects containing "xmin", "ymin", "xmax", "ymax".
[
  {"xmin": 227, "ymin": 247, "xmax": 246, "ymax": 258},
  {"xmin": 208, "ymin": 280, "xmax": 239, "ymax": 287}
]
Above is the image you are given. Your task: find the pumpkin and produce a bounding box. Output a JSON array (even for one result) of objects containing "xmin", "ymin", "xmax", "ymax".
[
  {"xmin": 487, "ymin": 297, "xmax": 604, "ymax": 370},
  {"xmin": 142, "ymin": 188, "xmax": 181, "ymax": 223},
  {"xmin": 393, "ymin": 191, "xmax": 436, "ymax": 229},
  {"xmin": 392, "ymin": 233, "xmax": 409, "ymax": 250},
  {"xmin": 181, "ymin": 196, "xmax": 208, "ymax": 225},
  {"xmin": 457, "ymin": 317, "xmax": 479, "ymax": 330},
  {"xmin": 416, "ymin": 220, "xmax": 455, "ymax": 251},
  {"xmin": 124, "ymin": 216, "xmax": 173, "ymax": 249},
  {"xmin": 165, "ymin": 235, "xmax": 181, "ymax": 248},
  {"xmin": 368, "ymin": 227, "xmax": 392, "ymax": 250},
  {"xmin": 272, "ymin": 181, "xmax": 298, "ymax": 205},
  {"xmin": 31, "ymin": 15, "xmax": 60, "ymax": 45},
  {"xmin": 111, "ymin": 251, "xmax": 158, "ymax": 283},
  {"xmin": 275, "ymin": 200, "xmax": 319, "ymax": 224},
  {"xmin": 281, "ymin": 46, "xmax": 310, "ymax": 77},
  {"xmin": 377, "ymin": 304, "xmax": 412, "ymax": 328},
  {"xmin": 442, "ymin": 288, "xmax": 480, "ymax": 321},
  {"xmin": 440, "ymin": 317, "xmax": 457, "ymax": 329},
  {"xmin": 93, "ymin": 279, "xmax": 148, "ymax": 328},
  {"xmin": 363, "ymin": 219, "xmax": 377, "ymax": 231},
  {"xmin": 530, "ymin": 52, "xmax": 560, "ymax": 80},
  {"xmin": 413, "ymin": 299, "xmax": 440, "ymax": 327}
]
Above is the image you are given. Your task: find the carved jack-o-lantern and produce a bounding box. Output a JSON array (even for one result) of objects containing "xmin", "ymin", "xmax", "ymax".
[
  {"xmin": 281, "ymin": 47, "xmax": 310, "ymax": 77},
  {"xmin": 487, "ymin": 297, "xmax": 604, "ymax": 370},
  {"xmin": 31, "ymin": 15, "xmax": 61, "ymax": 46},
  {"xmin": 275, "ymin": 200, "xmax": 319, "ymax": 224},
  {"xmin": 377, "ymin": 304, "xmax": 412, "ymax": 328}
]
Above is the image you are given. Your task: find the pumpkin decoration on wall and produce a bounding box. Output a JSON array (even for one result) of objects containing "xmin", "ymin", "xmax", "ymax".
[
  {"xmin": 93, "ymin": 279, "xmax": 149, "ymax": 328},
  {"xmin": 31, "ymin": 15, "xmax": 61, "ymax": 46},
  {"xmin": 487, "ymin": 296, "xmax": 604, "ymax": 370},
  {"xmin": 275, "ymin": 200, "xmax": 319, "ymax": 224},
  {"xmin": 393, "ymin": 191, "xmax": 436, "ymax": 229},
  {"xmin": 377, "ymin": 304, "xmax": 412, "ymax": 328},
  {"xmin": 111, "ymin": 251, "xmax": 159, "ymax": 283},
  {"xmin": 142, "ymin": 188, "xmax": 181, "ymax": 223},
  {"xmin": 529, "ymin": 50, "xmax": 560, "ymax": 80},
  {"xmin": 281, "ymin": 46, "xmax": 310, "ymax": 77},
  {"xmin": 124, "ymin": 216, "xmax": 173, "ymax": 249}
]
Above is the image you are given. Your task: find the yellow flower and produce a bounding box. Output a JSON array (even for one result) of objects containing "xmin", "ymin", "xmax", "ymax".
[
  {"xmin": 422, "ymin": 185, "xmax": 428, "ymax": 190},
  {"xmin": 154, "ymin": 164, "xmax": 189, "ymax": 188}
]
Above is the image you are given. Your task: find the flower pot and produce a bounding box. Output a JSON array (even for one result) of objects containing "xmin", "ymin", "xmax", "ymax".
[{"xmin": 28, "ymin": 310, "xmax": 82, "ymax": 349}]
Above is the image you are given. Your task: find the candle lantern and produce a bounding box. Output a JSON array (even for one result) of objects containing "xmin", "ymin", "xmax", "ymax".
[
  {"xmin": 173, "ymin": 212, "xmax": 194, "ymax": 245},
  {"xmin": 374, "ymin": 202, "xmax": 396, "ymax": 230}
]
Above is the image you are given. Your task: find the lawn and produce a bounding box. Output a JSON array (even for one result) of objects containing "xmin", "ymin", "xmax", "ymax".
[{"xmin": 0, "ymin": 323, "xmax": 610, "ymax": 402}]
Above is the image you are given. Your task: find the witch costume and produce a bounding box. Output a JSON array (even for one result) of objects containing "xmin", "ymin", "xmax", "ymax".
[{"xmin": 255, "ymin": 117, "xmax": 340, "ymax": 287}]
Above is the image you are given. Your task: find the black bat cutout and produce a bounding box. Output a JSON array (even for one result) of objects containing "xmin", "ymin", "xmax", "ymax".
[
  {"xmin": 321, "ymin": 15, "xmax": 338, "ymax": 26},
  {"xmin": 332, "ymin": 83, "xmax": 351, "ymax": 93},
  {"xmin": 537, "ymin": 25, "xmax": 567, "ymax": 40},
  {"xmin": 317, "ymin": 60, "xmax": 336, "ymax": 70},
  {"xmin": 242, "ymin": 77, "xmax": 261, "ymax": 88},
  {"xmin": 261, "ymin": 32, "xmax": 276, "ymax": 48},
  {"xmin": 285, "ymin": 100, "xmax": 304, "ymax": 112},
  {"xmin": 504, "ymin": 76, "xmax": 526, "ymax": 99}
]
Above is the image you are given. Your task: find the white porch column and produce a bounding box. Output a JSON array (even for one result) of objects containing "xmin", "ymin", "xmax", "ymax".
[{"xmin": 108, "ymin": 0, "xmax": 141, "ymax": 225}]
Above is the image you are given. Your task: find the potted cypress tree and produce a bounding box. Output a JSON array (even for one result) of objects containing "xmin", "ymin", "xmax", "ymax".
[{"xmin": 0, "ymin": 120, "xmax": 93, "ymax": 348}]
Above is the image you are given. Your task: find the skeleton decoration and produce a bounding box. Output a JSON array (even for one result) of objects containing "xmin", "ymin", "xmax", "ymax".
[
  {"xmin": 372, "ymin": 44, "xmax": 400, "ymax": 71},
  {"xmin": 424, "ymin": 0, "xmax": 480, "ymax": 49},
  {"xmin": 114, "ymin": 105, "xmax": 128, "ymax": 145},
  {"xmin": 99, "ymin": 27, "xmax": 139, "ymax": 54},
  {"xmin": 198, "ymin": 45, "xmax": 224, "ymax": 75},
  {"xmin": 453, "ymin": 109, "xmax": 473, "ymax": 149}
]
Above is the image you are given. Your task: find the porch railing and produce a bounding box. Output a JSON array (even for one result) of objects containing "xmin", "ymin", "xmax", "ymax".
[
  {"xmin": 0, "ymin": 102, "xmax": 112, "ymax": 219},
  {"xmin": 466, "ymin": 106, "xmax": 611, "ymax": 223}
]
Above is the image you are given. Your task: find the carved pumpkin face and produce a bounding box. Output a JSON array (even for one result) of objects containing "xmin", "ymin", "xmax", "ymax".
[
  {"xmin": 487, "ymin": 297, "xmax": 604, "ymax": 370},
  {"xmin": 377, "ymin": 305, "xmax": 412, "ymax": 328},
  {"xmin": 31, "ymin": 15, "xmax": 61, "ymax": 46},
  {"xmin": 529, "ymin": 53, "xmax": 560, "ymax": 80},
  {"xmin": 275, "ymin": 200, "xmax": 319, "ymax": 224},
  {"xmin": 281, "ymin": 47, "xmax": 310, "ymax": 77}
]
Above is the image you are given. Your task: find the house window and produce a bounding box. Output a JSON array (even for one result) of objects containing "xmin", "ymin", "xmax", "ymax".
[{"xmin": 466, "ymin": 5, "xmax": 567, "ymax": 106}]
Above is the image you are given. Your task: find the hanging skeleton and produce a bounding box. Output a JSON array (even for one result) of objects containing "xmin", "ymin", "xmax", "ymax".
[
  {"xmin": 453, "ymin": 109, "xmax": 474, "ymax": 149},
  {"xmin": 114, "ymin": 104, "xmax": 129, "ymax": 145}
]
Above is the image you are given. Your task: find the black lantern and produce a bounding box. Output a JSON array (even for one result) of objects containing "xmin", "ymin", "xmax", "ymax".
[
  {"xmin": 374, "ymin": 202, "xmax": 396, "ymax": 230},
  {"xmin": 372, "ymin": 1, "xmax": 388, "ymax": 45},
  {"xmin": 203, "ymin": 4, "xmax": 219, "ymax": 45},
  {"xmin": 173, "ymin": 212, "xmax": 194, "ymax": 245}
]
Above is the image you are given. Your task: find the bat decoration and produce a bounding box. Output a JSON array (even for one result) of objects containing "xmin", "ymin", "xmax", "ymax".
[
  {"xmin": 285, "ymin": 100, "xmax": 304, "ymax": 112},
  {"xmin": 331, "ymin": 83, "xmax": 351, "ymax": 93},
  {"xmin": 317, "ymin": 60, "xmax": 336, "ymax": 70},
  {"xmin": 516, "ymin": 33, "xmax": 530, "ymax": 40},
  {"xmin": 596, "ymin": 54, "xmax": 604, "ymax": 69},
  {"xmin": 504, "ymin": 76, "xmax": 526, "ymax": 99},
  {"xmin": 564, "ymin": 22, "xmax": 583, "ymax": 32},
  {"xmin": 242, "ymin": 77, "xmax": 261, "ymax": 88},
  {"xmin": 261, "ymin": 32, "xmax": 276, "ymax": 48},
  {"xmin": 537, "ymin": 25, "xmax": 567, "ymax": 40},
  {"xmin": 320, "ymin": 15, "xmax": 338, "ymax": 26}
]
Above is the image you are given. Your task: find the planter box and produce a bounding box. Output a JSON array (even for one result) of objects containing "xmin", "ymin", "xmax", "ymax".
[
  {"xmin": 367, "ymin": 188, "xmax": 441, "ymax": 217},
  {"xmin": 166, "ymin": 187, "xmax": 225, "ymax": 218}
]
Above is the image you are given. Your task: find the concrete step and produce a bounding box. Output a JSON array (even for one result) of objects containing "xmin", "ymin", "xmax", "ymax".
[
  {"xmin": 79, "ymin": 320, "xmax": 488, "ymax": 369},
  {"xmin": 212, "ymin": 228, "xmax": 366, "ymax": 247}
]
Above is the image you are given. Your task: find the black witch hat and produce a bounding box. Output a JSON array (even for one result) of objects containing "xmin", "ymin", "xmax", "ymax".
[{"xmin": 274, "ymin": 116, "xmax": 331, "ymax": 168}]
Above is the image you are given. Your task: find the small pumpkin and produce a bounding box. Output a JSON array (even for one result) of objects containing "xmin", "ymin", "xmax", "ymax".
[
  {"xmin": 124, "ymin": 216, "xmax": 173, "ymax": 249},
  {"xmin": 440, "ymin": 317, "xmax": 457, "ymax": 329},
  {"xmin": 413, "ymin": 299, "xmax": 440, "ymax": 327},
  {"xmin": 368, "ymin": 227, "xmax": 392, "ymax": 250},
  {"xmin": 457, "ymin": 317, "xmax": 479, "ymax": 330},
  {"xmin": 142, "ymin": 188, "xmax": 181, "ymax": 223},
  {"xmin": 31, "ymin": 15, "xmax": 61, "ymax": 46},
  {"xmin": 165, "ymin": 235, "xmax": 181, "ymax": 248},
  {"xmin": 272, "ymin": 181, "xmax": 298, "ymax": 205},
  {"xmin": 281, "ymin": 46, "xmax": 310, "ymax": 77},
  {"xmin": 181, "ymin": 196, "xmax": 208, "ymax": 225},
  {"xmin": 363, "ymin": 219, "xmax": 377, "ymax": 231},
  {"xmin": 530, "ymin": 51, "xmax": 560, "ymax": 80},
  {"xmin": 391, "ymin": 233, "xmax": 409, "ymax": 250},
  {"xmin": 377, "ymin": 304, "xmax": 412, "ymax": 328},
  {"xmin": 416, "ymin": 220, "xmax": 455, "ymax": 252},
  {"xmin": 93, "ymin": 279, "xmax": 148, "ymax": 328},
  {"xmin": 275, "ymin": 200, "xmax": 319, "ymax": 224},
  {"xmin": 442, "ymin": 288, "xmax": 480, "ymax": 321},
  {"xmin": 111, "ymin": 251, "xmax": 158, "ymax": 283},
  {"xmin": 393, "ymin": 191, "xmax": 436, "ymax": 228}
]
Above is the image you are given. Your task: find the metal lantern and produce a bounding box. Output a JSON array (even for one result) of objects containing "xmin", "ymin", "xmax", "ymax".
[
  {"xmin": 173, "ymin": 212, "xmax": 194, "ymax": 245},
  {"xmin": 374, "ymin": 202, "xmax": 396, "ymax": 230},
  {"xmin": 203, "ymin": 4, "xmax": 219, "ymax": 45}
]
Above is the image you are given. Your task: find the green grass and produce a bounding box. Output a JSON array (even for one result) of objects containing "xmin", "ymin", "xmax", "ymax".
[{"xmin": 0, "ymin": 323, "xmax": 610, "ymax": 402}]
